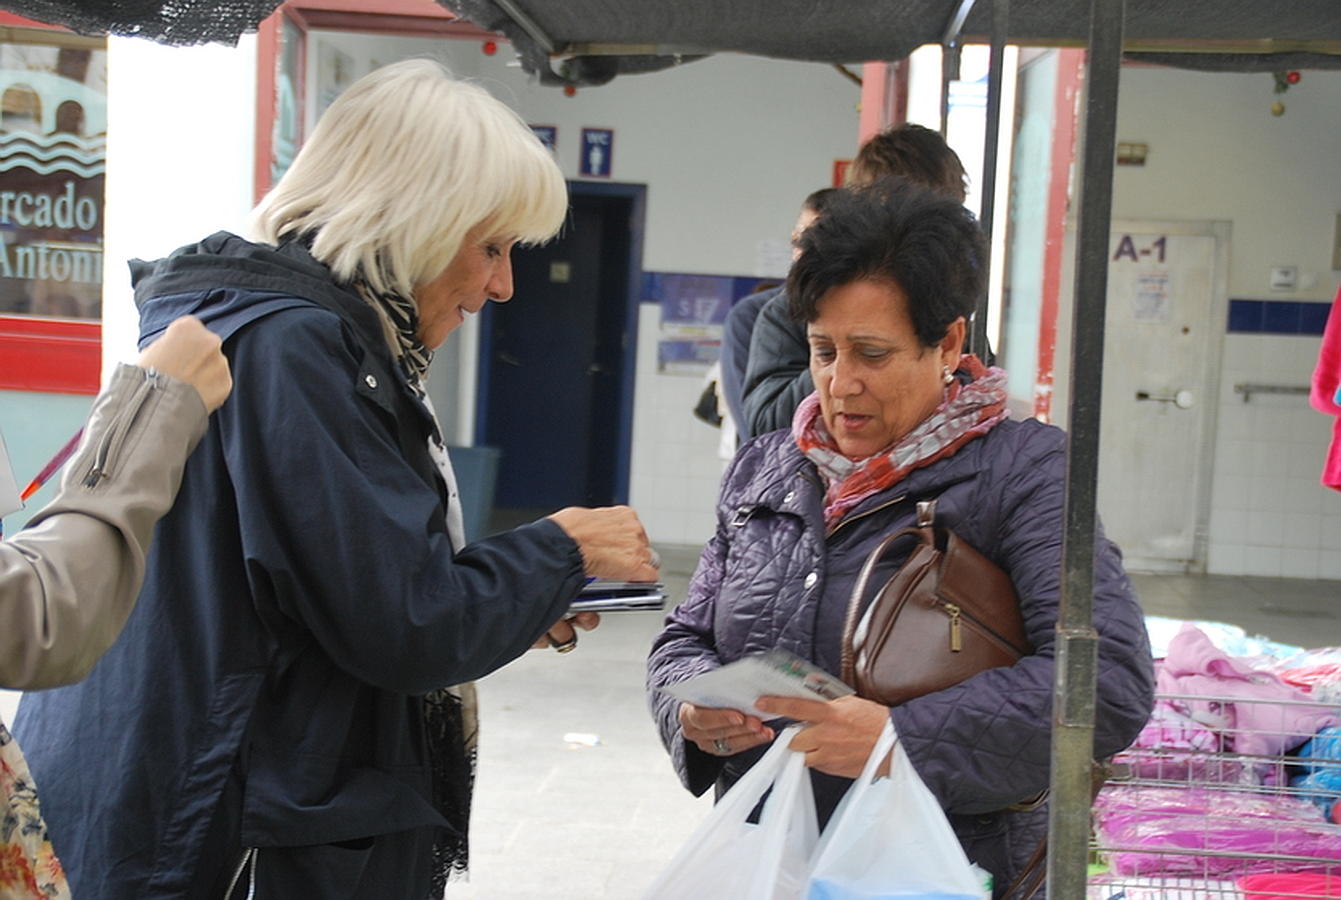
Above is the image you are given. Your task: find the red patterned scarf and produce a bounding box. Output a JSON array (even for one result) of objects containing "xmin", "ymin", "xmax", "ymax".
[{"xmin": 793, "ymin": 355, "xmax": 1009, "ymax": 528}]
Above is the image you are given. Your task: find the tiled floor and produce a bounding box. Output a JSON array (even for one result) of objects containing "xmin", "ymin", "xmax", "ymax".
[
  {"xmin": 447, "ymin": 546, "xmax": 1341, "ymax": 899},
  {"xmin": 1131, "ymin": 571, "xmax": 1341, "ymax": 649}
]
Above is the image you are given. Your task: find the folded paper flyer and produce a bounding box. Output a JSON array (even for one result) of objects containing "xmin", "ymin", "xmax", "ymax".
[
  {"xmin": 660, "ymin": 648, "xmax": 854, "ymax": 718},
  {"xmin": 0, "ymin": 428, "xmax": 21, "ymax": 520}
]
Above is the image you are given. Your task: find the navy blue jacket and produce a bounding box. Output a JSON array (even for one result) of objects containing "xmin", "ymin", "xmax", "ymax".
[
  {"xmin": 739, "ymin": 288, "xmax": 812, "ymax": 438},
  {"xmin": 720, "ymin": 286, "xmax": 781, "ymax": 433},
  {"xmin": 15, "ymin": 233, "xmax": 585, "ymax": 898},
  {"xmin": 647, "ymin": 420, "xmax": 1154, "ymax": 896}
]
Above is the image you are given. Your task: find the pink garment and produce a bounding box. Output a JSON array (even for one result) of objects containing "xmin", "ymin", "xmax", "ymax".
[
  {"xmin": 1122, "ymin": 704, "xmax": 1233, "ymax": 782},
  {"xmin": 1156, "ymin": 624, "xmax": 1338, "ymax": 758},
  {"xmin": 1310, "ymin": 285, "xmax": 1341, "ymax": 491},
  {"xmin": 1240, "ymin": 872, "xmax": 1341, "ymax": 899},
  {"xmin": 1094, "ymin": 783, "xmax": 1341, "ymax": 878}
]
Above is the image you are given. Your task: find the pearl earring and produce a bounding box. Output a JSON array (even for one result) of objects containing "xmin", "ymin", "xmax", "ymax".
[{"xmin": 942, "ymin": 365, "xmax": 954, "ymax": 385}]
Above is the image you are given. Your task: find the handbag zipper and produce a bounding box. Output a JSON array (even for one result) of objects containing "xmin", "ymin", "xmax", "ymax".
[
  {"xmin": 941, "ymin": 601, "xmax": 963, "ymax": 651},
  {"xmin": 936, "ymin": 596, "xmax": 1027, "ymax": 656}
]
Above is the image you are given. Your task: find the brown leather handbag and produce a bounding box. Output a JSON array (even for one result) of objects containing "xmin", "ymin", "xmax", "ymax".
[{"xmin": 840, "ymin": 498, "xmax": 1032, "ymax": 705}]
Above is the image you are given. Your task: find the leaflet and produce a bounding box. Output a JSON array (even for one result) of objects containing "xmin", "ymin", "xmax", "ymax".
[
  {"xmin": 660, "ymin": 649, "xmax": 854, "ymax": 718},
  {"xmin": 0, "ymin": 429, "xmax": 21, "ymax": 520}
]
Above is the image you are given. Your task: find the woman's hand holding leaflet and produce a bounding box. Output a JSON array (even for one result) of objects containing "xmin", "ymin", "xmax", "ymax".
[
  {"xmin": 678, "ymin": 702, "xmax": 774, "ymax": 757},
  {"xmin": 755, "ymin": 695, "xmax": 892, "ymax": 778}
]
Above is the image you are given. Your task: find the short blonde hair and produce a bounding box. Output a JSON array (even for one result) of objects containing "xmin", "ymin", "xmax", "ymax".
[{"xmin": 249, "ymin": 59, "xmax": 567, "ymax": 297}]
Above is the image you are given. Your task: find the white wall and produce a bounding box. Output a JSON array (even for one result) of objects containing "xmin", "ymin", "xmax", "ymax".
[
  {"xmin": 478, "ymin": 48, "xmax": 858, "ymax": 544},
  {"xmin": 101, "ymin": 35, "xmax": 257, "ymax": 380},
  {"xmin": 1111, "ymin": 66, "xmax": 1341, "ymax": 302},
  {"xmin": 468, "ymin": 49, "xmax": 860, "ymax": 276},
  {"xmin": 1209, "ymin": 334, "xmax": 1341, "ymax": 579},
  {"xmin": 1101, "ymin": 65, "xmax": 1341, "ymax": 576},
  {"xmin": 309, "ymin": 33, "xmax": 859, "ymax": 275}
]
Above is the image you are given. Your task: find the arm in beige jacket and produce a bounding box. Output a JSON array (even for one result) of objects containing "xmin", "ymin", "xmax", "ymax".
[{"xmin": 0, "ymin": 363, "xmax": 209, "ymax": 689}]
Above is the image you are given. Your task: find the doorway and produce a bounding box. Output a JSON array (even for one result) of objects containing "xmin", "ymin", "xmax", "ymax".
[
  {"xmin": 1095, "ymin": 219, "xmax": 1230, "ymax": 572},
  {"xmin": 476, "ymin": 181, "xmax": 646, "ymax": 522}
]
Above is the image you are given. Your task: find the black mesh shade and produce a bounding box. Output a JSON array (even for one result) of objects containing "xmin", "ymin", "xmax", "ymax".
[{"xmin": 0, "ymin": 0, "xmax": 284, "ymax": 45}]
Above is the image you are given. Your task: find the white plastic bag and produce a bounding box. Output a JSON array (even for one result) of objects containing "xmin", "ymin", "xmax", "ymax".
[
  {"xmin": 643, "ymin": 725, "xmax": 819, "ymax": 900},
  {"xmin": 805, "ymin": 721, "xmax": 984, "ymax": 900}
]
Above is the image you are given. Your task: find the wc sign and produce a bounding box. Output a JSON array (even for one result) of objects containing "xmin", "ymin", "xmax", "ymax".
[{"xmin": 580, "ymin": 128, "xmax": 614, "ymax": 178}]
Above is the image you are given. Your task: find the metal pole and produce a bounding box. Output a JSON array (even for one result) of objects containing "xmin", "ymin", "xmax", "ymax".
[
  {"xmin": 1047, "ymin": 0, "xmax": 1125, "ymax": 896},
  {"xmin": 940, "ymin": 41, "xmax": 961, "ymax": 137},
  {"xmin": 972, "ymin": 0, "xmax": 1008, "ymax": 358}
]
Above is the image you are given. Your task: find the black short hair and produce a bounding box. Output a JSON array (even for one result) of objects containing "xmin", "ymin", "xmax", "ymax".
[
  {"xmin": 787, "ymin": 178, "xmax": 986, "ymax": 349},
  {"xmin": 848, "ymin": 123, "xmax": 968, "ymax": 203},
  {"xmin": 802, "ymin": 187, "xmax": 841, "ymax": 216}
]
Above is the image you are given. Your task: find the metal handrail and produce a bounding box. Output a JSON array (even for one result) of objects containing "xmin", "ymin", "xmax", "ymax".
[{"xmin": 1233, "ymin": 383, "xmax": 1311, "ymax": 402}]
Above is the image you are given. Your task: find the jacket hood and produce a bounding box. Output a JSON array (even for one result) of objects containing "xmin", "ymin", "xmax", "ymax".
[{"xmin": 130, "ymin": 231, "xmax": 381, "ymax": 349}]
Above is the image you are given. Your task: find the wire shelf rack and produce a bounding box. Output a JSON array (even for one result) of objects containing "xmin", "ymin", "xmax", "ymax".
[{"xmin": 1088, "ymin": 693, "xmax": 1341, "ymax": 900}]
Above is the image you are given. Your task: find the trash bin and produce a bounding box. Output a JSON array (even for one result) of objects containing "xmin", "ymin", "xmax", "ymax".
[{"xmin": 446, "ymin": 445, "xmax": 500, "ymax": 544}]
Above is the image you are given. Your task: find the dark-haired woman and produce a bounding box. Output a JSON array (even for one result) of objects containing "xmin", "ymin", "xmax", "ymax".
[{"xmin": 647, "ymin": 180, "xmax": 1153, "ymax": 896}]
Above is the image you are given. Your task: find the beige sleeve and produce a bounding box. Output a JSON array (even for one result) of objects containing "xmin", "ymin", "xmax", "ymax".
[{"xmin": 0, "ymin": 363, "xmax": 208, "ymax": 690}]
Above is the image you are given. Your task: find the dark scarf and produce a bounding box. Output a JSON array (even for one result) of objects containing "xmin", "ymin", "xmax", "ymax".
[
  {"xmin": 424, "ymin": 689, "xmax": 476, "ymax": 895},
  {"xmin": 350, "ymin": 272, "xmax": 434, "ymax": 385},
  {"xmin": 348, "ymin": 266, "xmax": 475, "ymax": 893}
]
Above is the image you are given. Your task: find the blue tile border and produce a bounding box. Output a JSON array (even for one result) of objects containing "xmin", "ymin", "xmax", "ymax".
[
  {"xmin": 1262, "ymin": 300, "xmax": 1301, "ymax": 334},
  {"xmin": 1228, "ymin": 298, "xmax": 1331, "ymax": 336},
  {"xmin": 1301, "ymin": 302, "xmax": 1332, "ymax": 335},
  {"xmin": 1228, "ymin": 299, "xmax": 1262, "ymax": 333}
]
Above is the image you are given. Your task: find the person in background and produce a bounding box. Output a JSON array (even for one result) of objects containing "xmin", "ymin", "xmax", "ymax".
[
  {"xmin": 16, "ymin": 60, "xmax": 657, "ymax": 899},
  {"xmin": 718, "ymin": 187, "xmax": 838, "ymax": 440},
  {"xmin": 648, "ymin": 181, "xmax": 1153, "ymax": 896},
  {"xmin": 2, "ymin": 314, "xmax": 231, "ymax": 900},
  {"xmin": 738, "ymin": 124, "xmax": 970, "ymax": 439},
  {"xmin": 1309, "ymin": 284, "xmax": 1341, "ymax": 491}
]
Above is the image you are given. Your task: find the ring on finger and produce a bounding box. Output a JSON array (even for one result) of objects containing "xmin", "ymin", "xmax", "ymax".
[
  {"xmin": 548, "ymin": 634, "xmax": 578, "ymax": 654},
  {"xmin": 713, "ymin": 737, "xmax": 730, "ymax": 755}
]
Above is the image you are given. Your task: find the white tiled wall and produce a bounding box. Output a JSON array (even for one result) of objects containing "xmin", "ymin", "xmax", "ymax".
[
  {"xmin": 628, "ymin": 304, "xmax": 728, "ymax": 546},
  {"xmin": 1207, "ymin": 333, "xmax": 1341, "ymax": 578}
]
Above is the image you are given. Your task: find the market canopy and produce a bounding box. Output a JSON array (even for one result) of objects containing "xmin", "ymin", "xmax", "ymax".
[
  {"xmin": 448, "ymin": 0, "xmax": 1341, "ymax": 84},
  {"xmin": 2, "ymin": 0, "xmax": 1338, "ymax": 78}
]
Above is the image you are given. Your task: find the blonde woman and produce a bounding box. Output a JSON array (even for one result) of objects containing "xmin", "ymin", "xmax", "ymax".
[{"xmin": 16, "ymin": 60, "xmax": 656, "ymax": 899}]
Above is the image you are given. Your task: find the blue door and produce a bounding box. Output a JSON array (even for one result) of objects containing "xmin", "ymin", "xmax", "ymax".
[{"xmin": 478, "ymin": 184, "xmax": 643, "ymax": 514}]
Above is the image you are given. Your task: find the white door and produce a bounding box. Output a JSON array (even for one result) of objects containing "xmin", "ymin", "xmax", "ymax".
[{"xmin": 1095, "ymin": 220, "xmax": 1229, "ymax": 573}]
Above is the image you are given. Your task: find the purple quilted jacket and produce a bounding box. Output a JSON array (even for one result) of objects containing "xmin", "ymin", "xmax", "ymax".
[{"xmin": 646, "ymin": 418, "xmax": 1154, "ymax": 896}]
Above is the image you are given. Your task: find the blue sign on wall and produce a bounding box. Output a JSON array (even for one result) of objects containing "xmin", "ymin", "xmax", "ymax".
[
  {"xmin": 530, "ymin": 124, "xmax": 557, "ymax": 152},
  {"xmin": 580, "ymin": 127, "xmax": 614, "ymax": 178}
]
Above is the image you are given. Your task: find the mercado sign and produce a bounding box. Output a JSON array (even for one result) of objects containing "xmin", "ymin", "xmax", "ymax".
[{"xmin": 0, "ymin": 58, "xmax": 106, "ymax": 320}]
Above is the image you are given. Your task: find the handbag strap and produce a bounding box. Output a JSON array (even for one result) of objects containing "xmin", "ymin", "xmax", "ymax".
[
  {"xmin": 838, "ymin": 499, "xmax": 938, "ymax": 686},
  {"xmin": 998, "ymin": 760, "xmax": 1113, "ymax": 900}
]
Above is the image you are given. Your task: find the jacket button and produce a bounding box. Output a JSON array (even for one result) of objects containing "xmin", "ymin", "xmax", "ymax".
[
  {"xmin": 783, "ymin": 491, "xmax": 795, "ymax": 503},
  {"xmin": 364, "ymin": 374, "xmax": 378, "ymax": 389},
  {"xmin": 803, "ymin": 572, "xmax": 817, "ymax": 589}
]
